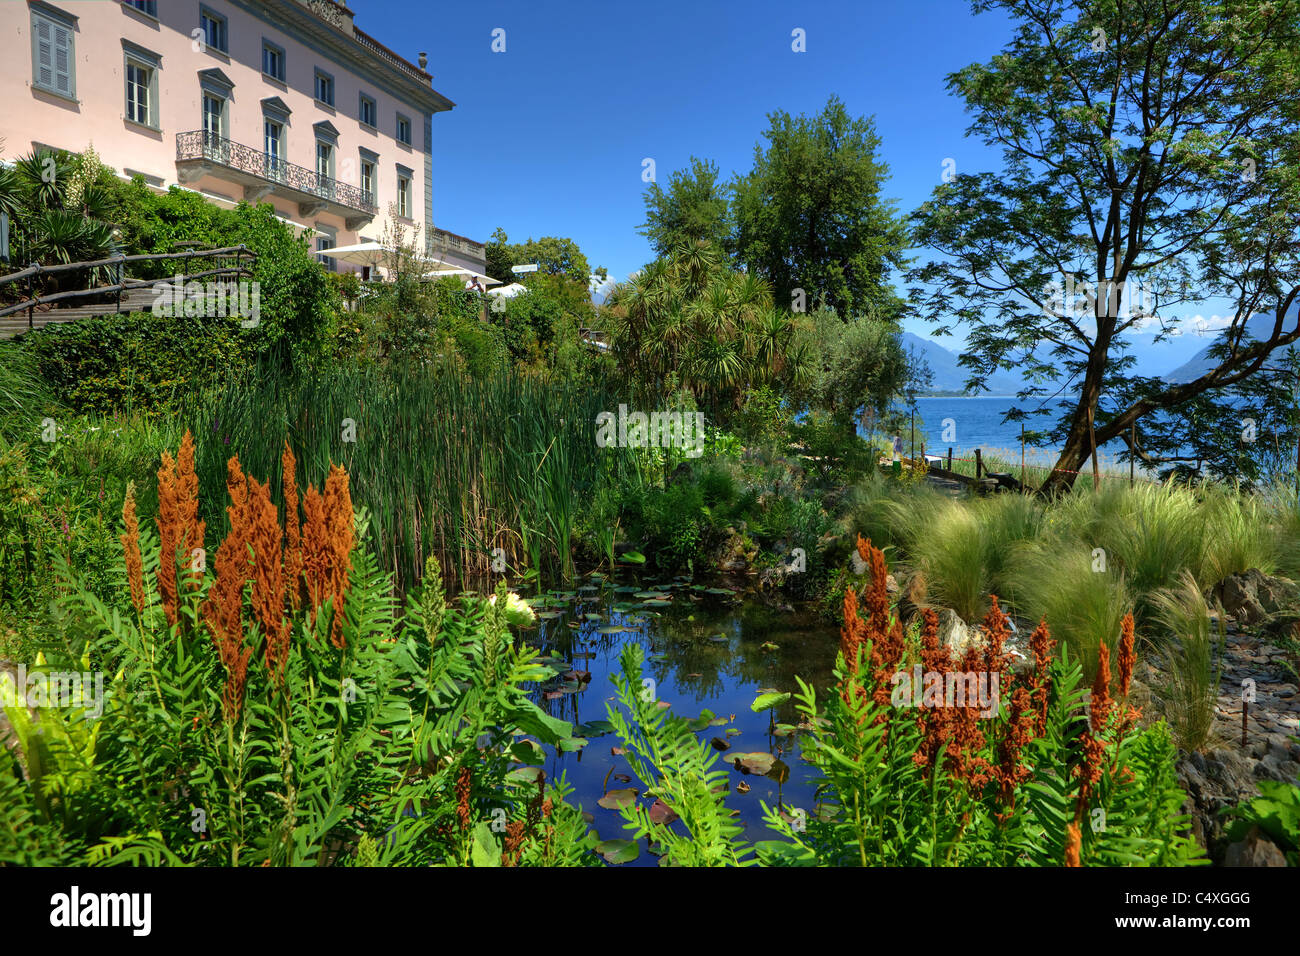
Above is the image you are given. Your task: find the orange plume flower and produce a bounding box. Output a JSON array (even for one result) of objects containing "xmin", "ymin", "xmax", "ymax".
[
  {"xmin": 248, "ymin": 476, "xmax": 289, "ymax": 686},
  {"xmin": 456, "ymin": 766, "xmax": 472, "ymax": 832},
  {"xmin": 155, "ymin": 431, "xmax": 206, "ymax": 627},
  {"xmin": 120, "ymin": 482, "xmax": 145, "ymax": 617},
  {"xmin": 1117, "ymin": 612, "xmax": 1136, "ymax": 698},
  {"xmin": 282, "ymin": 440, "xmax": 303, "ymax": 613},
  {"xmin": 1065, "ymin": 822, "xmax": 1082, "ymax": 867},
  {"xmin": 202, "ymin": 457, "xmax": 254, "ymax": 721},
  {"xmin": 323, "ymin": 464, "xmax": 354, "ymax": 649}
]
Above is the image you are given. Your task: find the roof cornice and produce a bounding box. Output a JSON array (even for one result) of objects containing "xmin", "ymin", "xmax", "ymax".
[{"xmin": 226, "ymin": 0, "xmax": 454, "ymax": 115}]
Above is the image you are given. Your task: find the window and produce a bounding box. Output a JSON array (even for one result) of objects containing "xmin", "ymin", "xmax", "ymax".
[
  {"xmin": 262, "ymin": 40, "xmax": 285, "ymax": 82},
  {"xmin": 314, "ymin": 69, "xmax": 334, "ymax": 106},
  {"xmin": 396, "ymin": 114, "xmax": 411, "ymax": 146},
  {"xmin": 317, "ymin": 231, "xmax": 337, "ymax": 272},
  {"xmin": 31, "ymin": 6, "xmax": 76, "ymax": 99},
  {"xmin": 396, "ymin": 172, "xmax": 411, "ymax": 219},
  {"xmin": 125, "ymin": 1, "xmax": 157, "ymax": 16},
  {"xmin": 125, "ymin": 61, "xmax": 152, "ymax": 125},
  {"xmin": 202, "ymin": 93, "xmax": 224, "ymax": 141},
  {"xmin": 199, "ymin": 8, "xmax": 228, "ymax": 54},
  {"xmin": 316, "ymin": 142, "xmax": 333, "ymax": 196},
  {"xmin": 360, "ymin": 159, "xmax": 375, "ymax": 204},
  {"xmin": 264, "ymin": 119, "xmax": 284, "ymax": 179},
  {"xmin": 359, "ymin": 93, "xmax": 376, "ymax": 128}
]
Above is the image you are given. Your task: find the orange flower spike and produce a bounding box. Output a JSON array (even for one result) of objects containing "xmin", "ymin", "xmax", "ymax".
[
  {"xmin": 176, "ymin": 430, "xmax": 205, "ymax": 591},
  {"xmin": 248, "ymin": 477, "xmax": 288, "ymax": 685},
  {"xmin": 120, "ymin": 483, "xmax": 146, "ymax": 617},
  {"xmin": 155, "ymin": 450, "xmax": 181, "ymax": 627},
  {"xmin": 1064, "ymin": 822, "xmax": 1082, "ymax": 867},
  {"xmin": 1090, "ymin": 641, "xmax": 1113, "ymax": 733},
  {"xmin": 323, "ymin": 464, "xmax": 354, "ymax": 649},
  {"xmin": 456, "ymin": 766, "xmax": 473, "ymax": 832},
  {"xmin": 281, "ymin": 440, "xmax": 302, "ymax": 612},
  {"xmin": 1117, "ymin": 612, "xmax": 1136, "ymax": 698},
  {"xmin": 300, "ymin": 485, "xmax": 329, "ymax": 625}
]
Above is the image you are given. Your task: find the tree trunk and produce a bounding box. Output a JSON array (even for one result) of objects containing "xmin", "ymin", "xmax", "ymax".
[{"xmin": 1037, "ymin": 346, "xmax": 1108, "ymax": 497}]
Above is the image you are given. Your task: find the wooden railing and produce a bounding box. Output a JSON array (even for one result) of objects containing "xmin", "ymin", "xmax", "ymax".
[{"xmin": 0, "ymin": 245, "xmax": 257, "ymax": 329}]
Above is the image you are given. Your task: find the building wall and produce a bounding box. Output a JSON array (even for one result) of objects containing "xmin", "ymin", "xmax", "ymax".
[{"xmin": 0, "ymin": 0, "xmax": 469, "ymax": 263}]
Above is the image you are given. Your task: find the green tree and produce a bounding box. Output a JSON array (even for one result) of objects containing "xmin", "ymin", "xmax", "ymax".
[
  {"xmin": 909, "ymin": 0, "xmax": 1300, "ymax": 495},
  {"xmin": 604, "ymin": 240, "xmax": 805, "ymax": 419},
  {"xmin": 638, "ymin": 157, "xmax": 733, "ymax": 258},
  {"xmin": 795, "ymin": 307, "xmax": 914, "ymax": 433},
  {"xmin": 482, "ymin": 229, "xmax": 597, "ymax": 286},
  {"xmin": 732, "ymin": 95, "xmax": 909, "ymax": 319}
]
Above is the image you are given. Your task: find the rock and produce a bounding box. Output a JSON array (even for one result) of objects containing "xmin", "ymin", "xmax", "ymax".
[
  {"xmin": 1177, "ymin": 746, "xmax": 1262, "ymax": 863},
  {"xmin": 1213, "ymin": 570, "xmax": 1300, "ymax": 627},
  {"xmin": 936, "ymin": 608, "xmax": 981, "ymax": 657},
  {"xmin": 1223, "ymin": 825, "xmax": 1288, "ymax": 867}
]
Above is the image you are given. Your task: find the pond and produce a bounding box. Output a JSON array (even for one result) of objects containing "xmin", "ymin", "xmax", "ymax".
[{"xmin": 514, "ymin": 573, "xmax": 842, "ymax": 866}]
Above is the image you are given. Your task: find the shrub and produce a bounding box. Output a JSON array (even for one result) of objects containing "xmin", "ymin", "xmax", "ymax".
[{"xmin": 1148, "ymin": 571, "xmax": 1224, "ymax": 753}]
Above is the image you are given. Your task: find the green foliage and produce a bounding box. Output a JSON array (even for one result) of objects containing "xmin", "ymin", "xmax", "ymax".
[
  {"xmin": 1147, "ymin": 572, "xmax": 1224, "ymax": 753},
  {"xmin": 1223, "ymin": 781, "xmax": 1300, "ymax": 866},
  {"xmin": 732, "ymin": 95, "xmax": 909, "ymax": 319},
  {"xmin": 794, "ymin": 308, "xmax": 910, "ymax": 430},
  {"xmin": 484, "ymin": 229, "xmax": 595, "ymax": 286},
  {"xmin": 15, "ymin": 310, "xmax": 253, "ymax": 414},
  {"xmin": 638, "ymin": 157, "xmax": 734, "ymax": 258}
]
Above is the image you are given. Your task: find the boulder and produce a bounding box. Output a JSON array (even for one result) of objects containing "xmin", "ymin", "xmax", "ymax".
[
  {"xmin": 1223, "ymin": 825, "xmax": 1288, "ymax": 867},
  {"xmin": 1177, "ymin": 746, "xmax": 1264, "ymax": 863},
  {"xmin": 936, "ymin": 608, "xmax": 981, "ymax": 657},
  {"xmin": 1213, "ymin": 570, "xmax": 1300, "ymax": 627}
]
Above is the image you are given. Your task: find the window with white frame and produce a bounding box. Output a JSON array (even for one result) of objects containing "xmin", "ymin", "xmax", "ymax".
[
  {"xmin": 264, "ymin": 119, "xmax": 284, "ymax": 177},
  {"xmin": 314, "ymin": 69, "xmax": 334, "ymax": 106},
  {"xmin": 31, "ymin": 5, "xmax": 76, "ymax": 99},
  {"xmin": 262, "ymin": 40, "xmax": 285, "ymax": 81},
  {"xmin": 125, "ymin": 1, "xmax": 157, "ymax": 17},
  {"xmin": 199, "ymin": 8, "xmax": 228, "ymax": 54},
  {"xmin": 126, "ymin": 61, "xmax": 152, "ymax": 125},
  {"xmin": 360, "ymin": 158, "xmax": 375, "ymax": 204},
  {"xmin": 359, "ymin": 93, "xmax": 376, "ymax": 128},
  {"xmin": 202, "ymin": 93, "xmax": 225, "ymax": 141},
  {"xmin": 396, "ymin": 114, "xmax": 411, "ymax": 146},
  {"xmin": 396, "ymin": 171, "xmax": 411, "ymax": 219}
]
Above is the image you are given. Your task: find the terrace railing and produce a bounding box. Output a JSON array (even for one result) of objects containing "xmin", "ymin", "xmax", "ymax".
[{"xmin": 176, "ymin": 131, "xmax": 377, "ymax": 216}]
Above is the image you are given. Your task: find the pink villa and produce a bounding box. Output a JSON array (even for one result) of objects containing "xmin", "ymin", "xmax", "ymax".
[{"xmin": 1, "ymin": 0, "xmax": 486, "ymax": 275}]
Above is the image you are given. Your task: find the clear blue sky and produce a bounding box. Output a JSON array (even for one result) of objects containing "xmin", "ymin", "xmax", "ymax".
[
  {"xmin": 382, "ymin": 0, "xmax": 1012, "ymax": 310},
  {"xmin": 370, "ymin": 0, "xmax": 1220, "ymax": 373}
]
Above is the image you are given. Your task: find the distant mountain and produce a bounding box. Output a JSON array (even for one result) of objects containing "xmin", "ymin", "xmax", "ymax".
[
  {"xmin": 901, "ymin": 333, "xmax": 1027, "ymax": 396},
  {"xmin": 1164, "ymin": 310, "xmax": 1300, "ymax": 383}
]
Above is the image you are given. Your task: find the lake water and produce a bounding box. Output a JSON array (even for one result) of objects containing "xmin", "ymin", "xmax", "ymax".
[
  {"xmin": 518, "ymin": 575, "xmax": 839, "ymax": 866},
  {"xmin": 900, "ymin": 396, "xmax": 1141, "ymax": 471}
]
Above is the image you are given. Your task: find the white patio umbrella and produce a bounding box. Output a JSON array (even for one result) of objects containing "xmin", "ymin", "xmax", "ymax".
[
  {"xmin": 424, "ymin": 266, "xmax": 503, "ymax": 287},
  {"xmin": 486, "ymin": 282, "xmax": 528, "ymax": 298},
  {"xmin": 323, "ymin": 241, "xmax": 454, "ymax": 275}
]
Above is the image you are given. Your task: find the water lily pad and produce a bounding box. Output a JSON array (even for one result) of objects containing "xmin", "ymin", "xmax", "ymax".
[
  {"xmin": 575, "ymin": 719, "xmax": 614, "ymax": 738},
  {"xmin": 760, "ymin": 641, "xmax": 780, "ymax": 652},
  {"xmin": 729, "ymin": 752, "xmax": 776, "ymax": 775},
  {"xmin": 505, "ymin": 766, "xmax": 545, "ymax": 786},
  {"xmin": 597, "ymin": 788, "xmax": 639, "ymax": 810},
  {"xmin": 598, "ymin": 625, "xmax": 631, "ymax": 635},
  {"xmin": 710, "ymin": 736, "xmax": 731, "ymax": 752},
  {"xmin": 648, "ymin": 799, "xmax": 679, "ymax": 826},
  {"xmin": 584, "ymin": 613, "xmax": 603, "ymax": 621},
  {"xmin": 536, "ymin": 611, "xmax": 561, "ymax": 620},
  {"xmin": 772, "ymin": 723, "xmax": 798, "ymax": 736},
  {"xmin": 595, "ymin": 838, "xmax": 640, "ymax": 864},
  {"xmin": 612, "ymin": 773, "xmax": 632, "ymax": 784},
  {"xmin": 736, "ymin": 780, "xmax": 751, "ymax": 794},
  {"xmin": 620, "ymin": 551, "xmax": 647, "ymax": 564},
  {"xmin": 705, "ymin": 588, "xmax": 734, "ymax": 595},
  {"xmin": 766, "ymin": 758, "xmax": 790, "ymax": 784},
  {"xmin": 558, "ymin": 737, "xmax": 588, "ymax": 752},
  {"xmin": 725, "ymin": 727, "xmax": 743, "ymax": 737},
  {"xmin": 751, "ymin": 692, "xmax": 791, "ymax": 713}
]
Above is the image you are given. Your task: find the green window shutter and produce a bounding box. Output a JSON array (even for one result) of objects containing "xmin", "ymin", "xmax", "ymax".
[
  {"xmin": 33, "ymin": 16, "xmax": 54, "ymax": 89},
  {"xmin": 53, "ymin": 24, "xmax": 72, "ymax": 95}
]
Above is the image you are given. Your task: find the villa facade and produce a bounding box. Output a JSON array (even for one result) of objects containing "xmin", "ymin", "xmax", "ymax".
[{"xmin": 1, "ymin": 0, "xmax": 486, "ymax": 274}]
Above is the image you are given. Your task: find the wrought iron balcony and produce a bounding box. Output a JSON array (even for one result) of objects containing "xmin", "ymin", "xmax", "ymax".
[{"xmin": 175, "ymin": 130, "xmax": 377, "ymax": 226}]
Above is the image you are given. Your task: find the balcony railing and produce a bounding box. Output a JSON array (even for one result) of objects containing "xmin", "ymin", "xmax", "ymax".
[{"xmin": 176, "ymin": 130, "xmax": 377, "ymax": 216}]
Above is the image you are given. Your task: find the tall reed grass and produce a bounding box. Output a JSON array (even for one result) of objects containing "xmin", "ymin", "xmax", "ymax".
[{"xmin": 183, "ymin": 362, "xmax": 637, "ymax": 592}]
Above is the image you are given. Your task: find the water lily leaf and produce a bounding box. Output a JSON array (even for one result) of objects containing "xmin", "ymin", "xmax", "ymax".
[
  {"xmin": 710, "ymin": 736, "xmax": 731, "ymax": 752},
  {"xmin": 584, "ymin": 613, "xmax": 603, "ymax": 621},
  {"xmin": 736, "ymin": 780, "xmax": 751, "ymax": 794},
  {"xmin": 582, "ymin": 811, "xmax": 595, "ymax": 823},
  {"xmin": 725, "ymin": 727, "xmax": 742, "ymax": 737},
  {"xmin": 611, "ymin": 747, "xmax": 625, "ymax": 756},
  {"xmin": 599, "ymin": 625, "xmax": 630, "ymax": 635},
  {"xmin": 760, "ymin": 641, "xmax": 780, "ymax": 652},
  {"xmin": 705, "ymin": 588, "xmax": 734, "ymax": 595},
  {"xmin": 597, "ymin": 788, "xmax": 639, "ymax": 810},
  {"xmin": 655, "ymin": 701, "xmax": 671, "ymax": 710},
  {"xmin": 536, "ymin": 611, "xmax": 560, "ymax": 620},
  {"xmin": 772, "ymin": 723, "xmax": 797, "ymax": 737},
  {"xmin": 508, "ymin": 739, "xmax": 545, "ymax": 764},
  {"xmin": 595, "ymin": 838, "xmax": 640, "ymax": 864},
  {"xmin": 751, "ymin": 692, "xmax": 791, "ymax": 713},
  {"xmin": 729, "ymin": 752, "xmax": 776, "ymax": 775},
  {"xmin": 612, "ymin": 773, "xmax": 632, "ymax": 783},
  {"xmin": 648, "ymin": 799, "xmax": 679, "ymax": 826},
  {"xmin": 505, "ymin": 766, "xmax": 545, "ymax": 786},
  {"xmin": 620, "ymin": 551, "xmax": 647, "ymax": 564},
  {"xmin": 575, "ymin": 720, "xmax": 614, "ymax": 738},
  {"xmin": 766, "ymin": 758, "xmax": 790, "ymax": 784},
  {"xmin": 558, "ymin": 737, "xmax": 588, "ymax": 752}
]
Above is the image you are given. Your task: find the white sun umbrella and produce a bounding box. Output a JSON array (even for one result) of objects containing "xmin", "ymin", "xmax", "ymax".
[
  {"xmin": 486, "ymin": 282, "xmax": 527, "ymax": 298},
  {"xmin": 424, "ymin": 266, "xmax": 503, "ymax": 286},
  {"xmin": 323, "ymin": 240, "xmax": 449, "ymax": 274}
]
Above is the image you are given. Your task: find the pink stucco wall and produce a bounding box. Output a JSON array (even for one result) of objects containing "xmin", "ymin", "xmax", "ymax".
[{"xmin": 0, "ymin": 0, "xmax": 447, "ymax": 255}]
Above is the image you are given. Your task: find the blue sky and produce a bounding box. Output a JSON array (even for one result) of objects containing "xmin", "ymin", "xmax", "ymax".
[{"xmin": 381, "ymin": 0, "xmax": 1219, "ymax": 373}]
